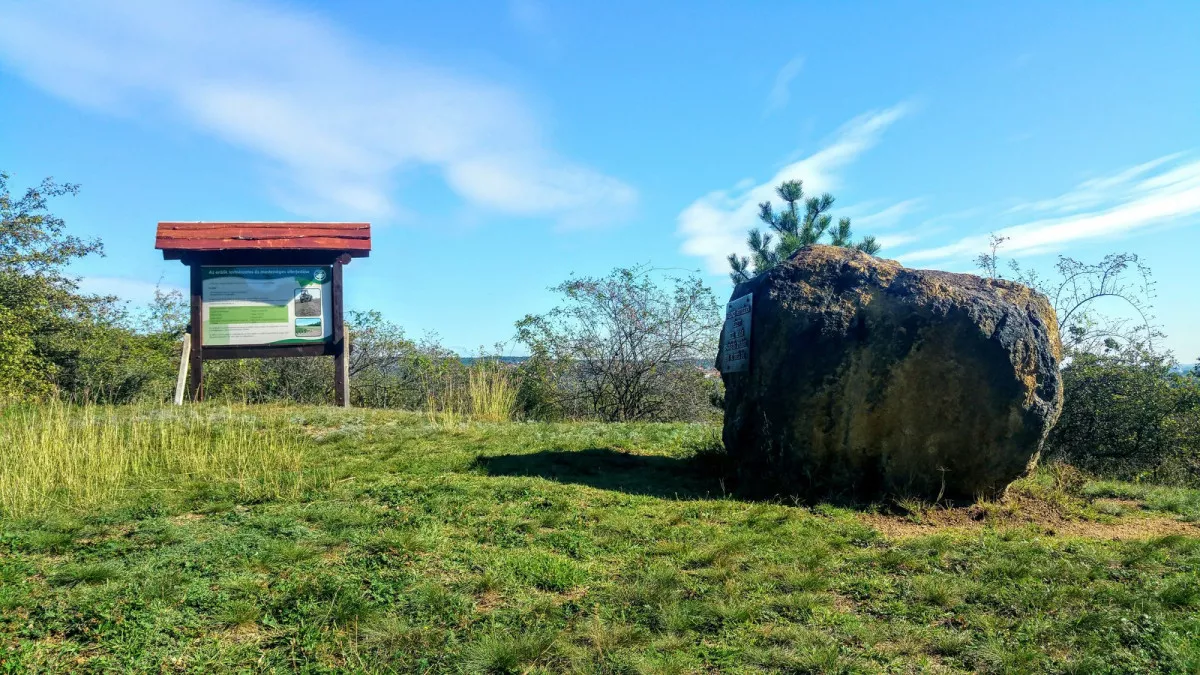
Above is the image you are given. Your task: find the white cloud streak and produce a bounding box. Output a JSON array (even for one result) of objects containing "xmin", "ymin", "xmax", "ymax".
[
  {"xmin": 851, "ymin": 198, "xmax": 924, "ymax": 230},
  {"xmin": 902, "ymin": 153, "xmax": 1200, "ymax": 264},
  {"xmin": 79, "ymin": 277, "xmax": 184, "ymax": 305},
  {"xmin": 0, "ymin": 0, "xmax": 634, "ymax": 225},
  {"xmin": 677, "ymin": 104, "xmax": 910, "ymax": 273},
  {"xmin": 1005, "ymin": 153, "xmax": 1185, "ymax": 216},
  {"xmin": 875, "ymin": 231, "xmax": 923, "ymax": 249},
  {"xmin": 764, "ymin": 56, "xmax": 805, "ymax": 116}
]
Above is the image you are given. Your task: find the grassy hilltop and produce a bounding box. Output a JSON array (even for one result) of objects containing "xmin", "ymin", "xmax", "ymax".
[{"xmin": 1, "ymin": 405, "xmax": 1199, "ymax": 673}]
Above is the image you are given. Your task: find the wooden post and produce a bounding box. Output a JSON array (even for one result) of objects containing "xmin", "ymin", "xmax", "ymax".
[
  {"xmin": 332, "ymin": 255, "xmax": 349, "ymax": 407},
  {"xmin": 174, "ymin": 334, "xmax": 192, "ymax": 405},
  {"xmin": 188, "ymin": 263, "xmax": 204, "ymax": 402},
  {"xmin": 338, "ymin": 325, "xmax": 351, "ymax": 408}
]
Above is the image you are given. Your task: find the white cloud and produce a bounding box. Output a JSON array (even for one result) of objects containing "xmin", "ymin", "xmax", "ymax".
[
  {"xmin": 765, "ymin": 56, "xmax": 805, "ymax": 116},
  {"xmin": 0, "ymin": 0, "xmax": 633, "ymax": 225},
  {"xmin": 677, "ymin": 104, "xmax": 910, "ymax": 273},
  {"xmin": 875, "ymin": 231, "xmax": 924, "ymax": 249},
  {"xmin": 902, "ymin": 153, "xmax": 1200, "ymax": 264},
  {"xmin": 1006, "ymin": 153, "xmax": 1185, "ymax": 216},
  {"xmin": 79, "ymin": 277, "xmax": 184, "ymax": 306},
  {"xmin": 851, "ymin": 198, "xmax": 924, "ymax": 230}
]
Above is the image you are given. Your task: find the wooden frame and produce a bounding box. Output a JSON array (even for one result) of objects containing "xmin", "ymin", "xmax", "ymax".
[{"xmin": 158, "ymin": 222, "xmax": 370, "ymax": 407}]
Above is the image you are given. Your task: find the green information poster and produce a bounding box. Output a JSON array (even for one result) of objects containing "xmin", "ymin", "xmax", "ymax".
[{"xmin": 201, "ymin": 266, "xmax": 332, "ymax": 346}]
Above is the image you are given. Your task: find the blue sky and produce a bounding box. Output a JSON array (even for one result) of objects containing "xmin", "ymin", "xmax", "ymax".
[{"xmin": 2, "ymin": 1, "xmax": 1198, "ymax": 359}]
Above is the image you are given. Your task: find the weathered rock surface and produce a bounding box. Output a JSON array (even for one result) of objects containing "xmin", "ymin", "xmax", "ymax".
[{"xmin": 717, "ymin": 245, "xmax": 1063, "ymax": 501}]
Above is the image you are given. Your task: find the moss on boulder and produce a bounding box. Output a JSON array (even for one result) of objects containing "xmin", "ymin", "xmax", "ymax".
[{"xmin": 718, "ymin": 245, "xmax": 1063, "ymax": 501}]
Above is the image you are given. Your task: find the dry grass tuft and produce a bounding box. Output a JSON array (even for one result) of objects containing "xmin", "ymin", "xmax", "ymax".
[
  {"xmin": 0, "ymin": 401, "xmax": 306, "ymax": 517},
  {"xmin": 467, "ymin": 364, "xmax": 517, "ymax": 423}
]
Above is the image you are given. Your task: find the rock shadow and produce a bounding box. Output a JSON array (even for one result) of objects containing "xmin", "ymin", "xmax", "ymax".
[{"xmin": 476, "ymin": 447, "xmax": 731, "ymax": 500}]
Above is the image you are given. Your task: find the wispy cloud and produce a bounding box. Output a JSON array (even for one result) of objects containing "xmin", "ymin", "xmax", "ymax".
[
  {"xmin": 0, "ymin": 0, "xmax": 634, "ymax": 225},
  {"xmin": 1005, "ymin": 153, "xmax": 1185, "ymax": 215},
  {"xmin": 677, "ymin": 104, "xmax": 910, "ymax": 273},
  {"xmin": 851, "ymin": 198, "xmax": 924, "ymax": 230},
  {"xmin": 764, "ymin": 56, "xmax": 805, "ymax": 116},
  {"xmin": 79, "ymin": 277, "xmax": 184, "ymax": 305},
  {"xmin": 876, "ymin": 231, "xmax": 923, "ymax": 249},
  {"xmin": 902, "ymin": 153, "xmax": 1200, "ymax": 264}
]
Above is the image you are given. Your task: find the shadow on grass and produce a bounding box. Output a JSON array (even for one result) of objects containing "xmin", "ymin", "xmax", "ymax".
[{"xmin": 476, "ymin": 448, "xmax": 731, "ymax": 500}]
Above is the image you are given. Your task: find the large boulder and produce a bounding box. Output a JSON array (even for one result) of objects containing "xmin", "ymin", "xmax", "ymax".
[{"xmin": 717, "ymin": 245, "xmax": 1063, "ymax": 501}]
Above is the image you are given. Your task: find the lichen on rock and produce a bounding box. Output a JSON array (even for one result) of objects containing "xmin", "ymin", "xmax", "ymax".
[{"xmin": 717, "ymin": 245, "xmax": 1064, "ymax": 501}]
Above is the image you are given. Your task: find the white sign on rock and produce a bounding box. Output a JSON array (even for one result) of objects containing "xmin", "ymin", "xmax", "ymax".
[{"xmin": 721, "ymin": 294, "xmax": 753, "ymax": 373}]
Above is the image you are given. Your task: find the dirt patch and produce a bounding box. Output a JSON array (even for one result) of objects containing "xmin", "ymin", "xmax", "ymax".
[
  {"xmin": 321, "ymin": 545, "xmax": 348, "ymax": 564},
  {"xmin": 557, "ymin": 586, "xmax": 591, "ymax": 604},
  {"xmin": 168, "ymin": 513, "xmax": 205, "ymax": 524},
  {"xmin": 830, "ymin": 592, "xmax": 857, "ymax": 614},
  {"xmin": 221, "ymin": 624, "xmax": 264, "ymax": 644},
  {"xmin": 1098, "ymin": 498, "xmax": 1142, "ymax": 509},
  {"xmin": 475, "ymin": 590, "xmax": 503, "ymax": 613},
  {"xmin": 861, "ymin": 498, "xmax": 1200, "ymax": 540}
]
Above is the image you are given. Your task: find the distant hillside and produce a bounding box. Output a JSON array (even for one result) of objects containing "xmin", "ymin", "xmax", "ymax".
[{"xmin": 459, "ymin": 356, "xmax": 529, "ymax": 366}]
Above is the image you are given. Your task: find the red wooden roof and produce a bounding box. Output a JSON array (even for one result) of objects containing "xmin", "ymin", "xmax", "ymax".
[{"xmin": 156, "ymin": 222, "xmax": 371, "ymax": 257}]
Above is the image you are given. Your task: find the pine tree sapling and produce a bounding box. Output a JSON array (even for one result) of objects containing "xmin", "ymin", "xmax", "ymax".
[{"xmin": 728, "ymin": 180, "xmax": 882, "ymax": 283}]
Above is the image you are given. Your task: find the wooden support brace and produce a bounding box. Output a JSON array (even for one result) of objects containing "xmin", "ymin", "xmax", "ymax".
[{"xmin": 174, "ymin": 334, "xmax": 192, "ymax": 405}]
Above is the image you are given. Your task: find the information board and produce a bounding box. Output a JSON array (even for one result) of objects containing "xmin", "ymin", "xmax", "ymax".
[
  {"xmin": 721, "ymin": 294, "xmax": 753, "ymax": 373},
  {"xmin": 201, "ymin": 266, "xmax": 332, "ymax": 346}
]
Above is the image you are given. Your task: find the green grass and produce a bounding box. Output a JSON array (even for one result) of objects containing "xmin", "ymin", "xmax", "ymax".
[
  {"xmin": 1083, "ymin": 480, "xmax": 1200, "ymax": 522},
  {"xmin": 0, "ymin": 405, "xmax": 1198, "ymax": 672},
  {"xmin": 0, "ymin": 401, "xmax": 308, "ymax": 517}
]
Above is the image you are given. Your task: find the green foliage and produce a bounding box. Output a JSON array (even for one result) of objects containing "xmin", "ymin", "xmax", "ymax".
[
  {"xmin": 516, "ymin": 265, "xmax": 722, "ymax": 422},
  {"xmin": 506, "ymin": 550, "xmax": 586, "ymax": 591},
  {"xmin": 346, "ymin": 309, "xmax": 464, "ymax": 409},
  {"xmin": 1083, "ymin": 481, "xmax": 1200, "ymax": 522},
  {"xmin": 728, "ymin": 179, "xmax": 881, "ymax": 284},
  {"xmin": 977, "ymin": 239, "xmax": 1194, "ymax": 485},
  {"xmin": 51, "ymin": 304, "xmax": 179, "ymax": 403},
  {"xmin": 47, "ymin": 562, "xmax": 121, "ymax": 588},
  {"xmin": 0, "ymin": 303, "xmax": 45, "ymax": 400},
  {"xmin": 199, "ymin": 311, "xmax": 472, "ymax": 408},
  {"xmin": 1045, "ymin": 348, "xmax": 1200, "ymax": 486},
  {"xmin": 204, "ymin": 355, "xmax": 335, "ymax": 404},
  {"xmin": 513, "ymin": 346, "xmax": 564, "ymax": 421},
  {"xmin": 0, "ymin": 171, "xmax": 103, "ymax": 399},
  {"xmin": 0, "ymin": 172, "xmax": 189, "ymax": 403}
]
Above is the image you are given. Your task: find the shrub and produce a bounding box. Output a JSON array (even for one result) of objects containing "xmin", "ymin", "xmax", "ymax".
[
  {"xmin": 1044, "ymin": 348, "xmax": 1200, "ymax": 486},
  {"xmin": 515, "ymin": 266, "xmax": 722, "ymax": 422}
]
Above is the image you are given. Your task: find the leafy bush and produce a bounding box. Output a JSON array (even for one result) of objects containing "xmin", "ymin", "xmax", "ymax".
[
  {"xmin": 0, "ymin": 173, "xmax": 185, "ymax": 404},
  {"xmin": 515, "ymin": 265, "xmax": 722, "ymax": 422},
  {"xmin": 976, "ymin": 239, "xmax": 1196, "ymax": 485},
  {"xmin": 1044, "ymin": 348, "xmax": 1200, "ymax": 486},
  {"xmin": 1, "ymin": 172, "xmax": 107, "ymax": 400},
  {"xmin": 345, "ymin": 310, "xmax": 465, "ymax": 410}
]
